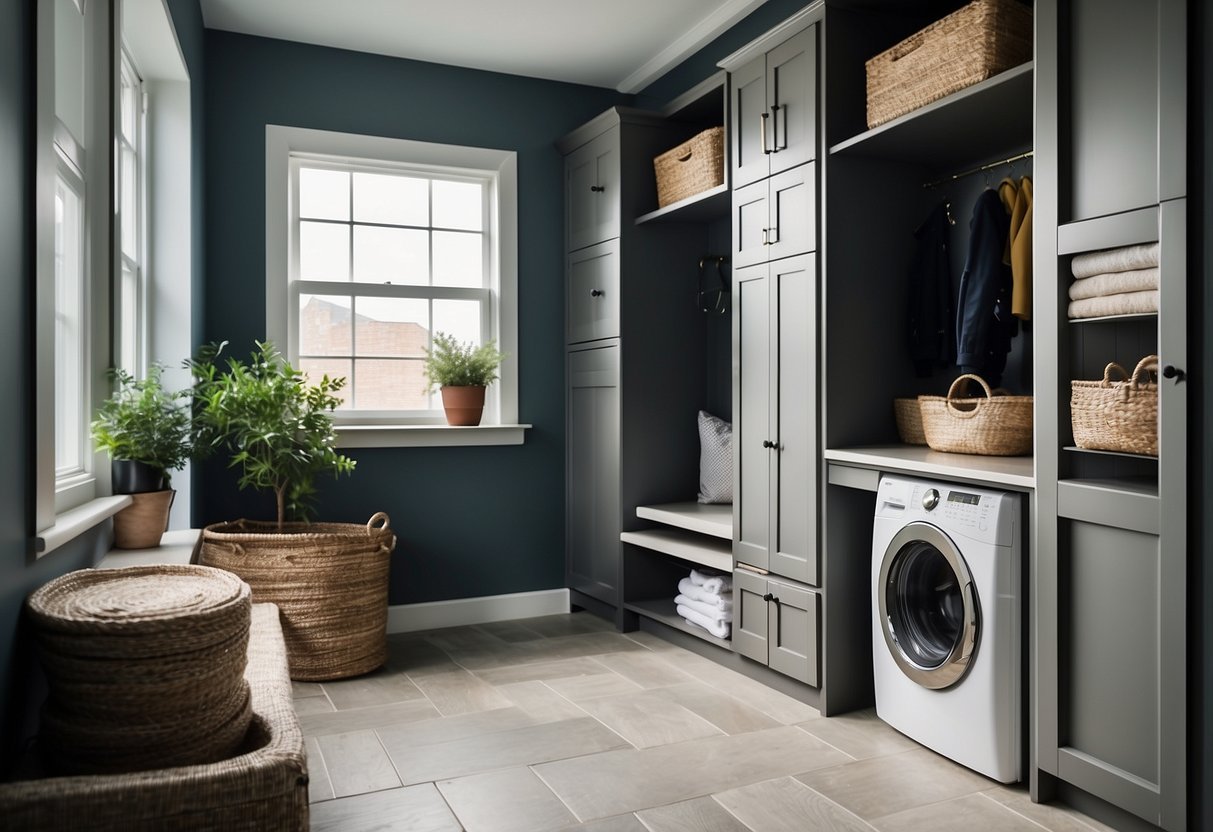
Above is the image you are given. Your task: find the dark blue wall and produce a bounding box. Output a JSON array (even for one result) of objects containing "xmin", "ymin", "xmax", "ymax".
[
  {"xmin": 200, "ymin": 31, "xmax": 627, "ymax": 604},
  {"xmin": 0, "ymin": 0, "xmax": 207, "ymax": 773}
]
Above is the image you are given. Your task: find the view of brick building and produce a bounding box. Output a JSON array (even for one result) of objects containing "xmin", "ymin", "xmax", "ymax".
[{"xmin": 299, "ymin": 296, "xmax": 432, "ymax": 410}]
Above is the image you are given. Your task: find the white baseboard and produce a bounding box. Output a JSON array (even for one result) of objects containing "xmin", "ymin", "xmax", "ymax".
[{"xmin": 387, "ymin": 588, "xmax": 571, "ymax": 634}]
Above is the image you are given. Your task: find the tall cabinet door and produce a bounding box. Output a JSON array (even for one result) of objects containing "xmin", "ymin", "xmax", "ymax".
[
  {"xmin": 734, "ymin": 263, "xmax": 770, "ymax": 571},
  {"xmin": 765, "ymin": 25, "xmax": 817, "ymax": 177},
  {"xmin": 566, "ymin": 128, "xmax": 620, "ymax": 251},
  {"xmin": 770, "ymin": 254, "xmax": 817, "ymax": 585},
  {"xmin": 567, "ymin": 345, "xmax": 621, "ymax": 605}
]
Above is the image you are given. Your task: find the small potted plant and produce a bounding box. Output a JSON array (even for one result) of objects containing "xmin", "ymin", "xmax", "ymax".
[
  {"xmin": 190, "ymin": 341, "xmax": 395, "ymax": 682},
  {"xmin": 91, "ymin": 365, "xmax": 192, "ymax": 548},
  {"xmin": 423, "ymin": 332, "xmax": 506, "ymax": 426}
]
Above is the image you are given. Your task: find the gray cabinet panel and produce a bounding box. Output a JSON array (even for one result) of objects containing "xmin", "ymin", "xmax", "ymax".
[
  {"xmin": 567, "ymin": 127, "xmax": 620, "ymax": 251},
  {"xmin": 766, "ymin": 26, "xmax": 817, "ymax": 177},
  {"xmin": 567, "ymin": 240, "xmax": 620, "ymax": 344},
  {"xmin": 731, "ymin": 55, "xmax": 770, "ymax": 190},
  {"xmin": 767, "ymin": 163, "xmax": 816, "ymax": 262},
  {"xmin": 733, "ymin": 179, "xmax": 770, "ymax": 269},
  {"xmin": 735, "ymin": 264, "xmax": 770, "ymax": 571},
  {"xmin": 567, "ymin": 345, "xmax": 621, "ymax": 605},
  {"xmin": 732, "ymin": 568, "xmax": 770, "ymax": 664},
  {"xmin": 766, "ymin": 577, "xmax": 819, "ymax": 686},
  {"xmin": 772, "ymin": 255, "xmax": 817, "ymax": 585}
]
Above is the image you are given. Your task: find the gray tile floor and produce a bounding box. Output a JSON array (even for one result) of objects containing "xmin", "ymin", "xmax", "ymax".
[{"xmin": 298, "ymin": 612, "xmax": 1113, "ymax": 832}]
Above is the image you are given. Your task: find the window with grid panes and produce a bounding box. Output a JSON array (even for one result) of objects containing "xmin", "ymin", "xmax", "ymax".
[
  {"xmin": 116, "ymin": 48, "xmax": 144, "ymax": 374},
  {"xmin": 290, "ymin": 158, "xmax": 493, "ymax": 417}
]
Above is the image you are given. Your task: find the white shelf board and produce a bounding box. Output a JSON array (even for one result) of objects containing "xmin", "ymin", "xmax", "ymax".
[
  {"xmin": 625, "ymin": 598, "xmax": 731, "ymax": 650},
  {"xmin": 824, "ymin": 445, "xmax": 1035, "ymax": 491},
  {"xmin": 636, "ymin": 502, "xmax": 732, "ymax": 540},
  {"xmin": 620, "ymin": 528, "xmax": 732, "ymax": 572}
]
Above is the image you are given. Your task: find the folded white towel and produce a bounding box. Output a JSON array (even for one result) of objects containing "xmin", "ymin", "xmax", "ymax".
[
  {"xmin": 689, "ymin": 568, "xmax": 732, "ymax": 595},
  {"xmin": 676, "ymin": 578, "xmax": 734, "ymax": 610},
  {"xmin": 677, "ymin": 604, "xmax": 731, "ymax": 639},
  {"xmin": 1071, "ymin": 242, "xmax": 1159, "ymax": 279},
  {"xmin": 1067, "ymin": 290, "xmax": 1159, "ymax": 319},
  {"xmin": 1068, "ymin": 267, "xmax": 1159, "ymax": 300},
  {"xmin": 675, "ymin": 594, "xmax": 734, "ymax": 623}
]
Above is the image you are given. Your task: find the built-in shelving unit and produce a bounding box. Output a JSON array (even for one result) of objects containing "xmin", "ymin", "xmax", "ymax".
[
  {"xmin": 623, "ymin": 598, "xmax": 732, "ymax": 649},
  {"xmin": 635, "ymin": 501, "xmax": 731, "ymax": 539},
  {"xmin": 635, "ymin": 184, "xmax": 729, "ymax": 225},
  {"xmin": 824, "ymin": 445, "xmax": 1035, "ymax": 491},
  {"xmin": 620, "ymin": 528, "xmax": 731, "ymax": 573}
]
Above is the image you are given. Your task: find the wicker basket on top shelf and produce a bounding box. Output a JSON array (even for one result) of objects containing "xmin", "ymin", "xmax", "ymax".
[
  {"xmin": 865, "ymin": 0, "xmax": 1033, "ymax": 128},
  {"xmin": 1070, "ymin": 355, "xmax": 1159, "ymax": 456},
  {"xmin": 653, "ymin": 126, "xmax": 725, "ymax": 208},
  {"xmin": 893, "ymin": 397, "xmax": 927, "ymax": 445}
]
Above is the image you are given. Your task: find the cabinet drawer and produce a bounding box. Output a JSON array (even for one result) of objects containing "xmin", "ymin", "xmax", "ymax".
[{"xmin": 568, "ymin": 240, "xmax": 620, "ymax": 344}]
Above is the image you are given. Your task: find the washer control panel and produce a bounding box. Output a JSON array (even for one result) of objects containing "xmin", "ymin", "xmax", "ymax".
[{"xmin": 876, "ymin": 475, "xmax": 1015, "ymax": 546}]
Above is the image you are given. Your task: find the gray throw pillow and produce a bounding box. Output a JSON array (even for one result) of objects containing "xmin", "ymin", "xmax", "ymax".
[{"xmin": 697, "ymin": 411, "xmax": 733, "ymax": 504}]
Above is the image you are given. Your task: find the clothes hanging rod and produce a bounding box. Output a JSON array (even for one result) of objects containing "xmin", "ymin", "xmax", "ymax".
[{"xmin": 922, "ymin": 150, "xmax": 1034, "ymax": 189}]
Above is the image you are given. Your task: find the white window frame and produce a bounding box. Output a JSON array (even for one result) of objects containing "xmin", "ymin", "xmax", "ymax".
[
  {"xmin": 115, "ymin": 46, "xmax": 146, "ymax": 375},
  {"xmin": 266, "ymin": 125, "xmax": 527, "ymax": 448}
]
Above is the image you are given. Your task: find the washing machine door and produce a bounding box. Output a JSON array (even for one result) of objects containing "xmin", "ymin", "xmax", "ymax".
[{"xmin": 878, "ymin": 521, "xmax": 980, "ymax": 690}]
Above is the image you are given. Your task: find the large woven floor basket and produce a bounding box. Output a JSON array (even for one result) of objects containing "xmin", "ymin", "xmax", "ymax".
[
  {"xmin": 26, "ymin": 565, "xmax": 252, "ymax": 775},
  {"xmin": 865, "ymin": 0, "xmax": 1033, "ymax": 128},
  {"xmin": 919, "ymin": 374, "xmax": 1033, "ymax": 456},
  {"xmin": 198, "ymin": 513, "xmax": 396, "ymax": 681},
  {"xmin": 1071, "ymin": 355, "xmax": 1159, "ymax": 456}
]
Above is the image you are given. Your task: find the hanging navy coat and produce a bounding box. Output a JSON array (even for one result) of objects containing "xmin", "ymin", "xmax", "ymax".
[
  {"xmin": 908, "ymin": 201, "xmax": 953, "ymax": 377},
  {"xmin": 956, "ymin": 189, "xmax": 1016, "ymax": 387}
]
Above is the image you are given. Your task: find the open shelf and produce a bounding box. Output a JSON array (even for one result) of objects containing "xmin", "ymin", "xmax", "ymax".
[
  {"xmin": 1058, "ymin": 477, "xmax": 1159, "ymax": 535},
  {"xmin": 1062, "ymin": 445, "xmax": 1158, "ymax": 462},
  {"xmin": 1067, "ymin": 312, "xmax": 1158, "ymax": 324},
  {"xmin": 828, "ymin": 63, "xmax": 1033, "ymax": 168},
  {"xmin": 635, "ymin": 183, "xmax": 729, "ymax": 225},
  {"xmin": 620, "ymin": 528, "xmax": 732, "ymax": 573},
  {"xmin": 624, "ymin": 597, "xmax": 732, "ymax": 649},
  {"xmin": 636, "ymin": 502, "xmax": 732, "ymax": 540},
  {"xmin": 824, "ymin": 444, "xmax": 1035, "ymax": 490}
]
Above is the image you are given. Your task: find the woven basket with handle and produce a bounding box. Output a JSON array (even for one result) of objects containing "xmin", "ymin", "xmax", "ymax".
[
  {"xmin": 865, "ymin": 0, "xmax": 1033, "ymax": 128},
  {"xmin": 653, "ymin": 126, "xmax": 725, "ymax": 208},
  {"xmin": 197, "ymin": 513, "xmax": 396, "ymax": 681},
  {"xmin": 893, "ymin": 397, "xmax": 927, "ymax": 445},
  {"xmin": 919, "ymin": 374, "xmax": 1033, "ymax": 456},
  {"xmin": 1071, "ymin": 355, "xmax": 1159, "ymax": 456}
]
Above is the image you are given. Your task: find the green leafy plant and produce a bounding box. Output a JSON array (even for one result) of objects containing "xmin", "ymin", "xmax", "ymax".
[
  {"xmin": 423, "ymin": 333, "xmax": 506, "ymax": 390},
  {"xmin": 190, "ymin": 340, "xmax": 355, "ymax": 528},
  {"xmin": 90, "ymin": 364, "xmax": 192, "ymax": 486}
]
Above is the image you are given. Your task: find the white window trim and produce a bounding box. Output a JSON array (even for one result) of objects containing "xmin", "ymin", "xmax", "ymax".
[
  {"xmin": 34, "ymin": 0, "xmax": 114, "ymax": 555},
  {"xmin": 266, "ymin": 125, "xmax": 528, "ymax": 447}
]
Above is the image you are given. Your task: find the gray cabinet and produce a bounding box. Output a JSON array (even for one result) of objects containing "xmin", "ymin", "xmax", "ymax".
[
  {"xmin": 732, "ymin": 568, "xmax": 820, "ymax": 686},
  {"xmin": 567, "ymin": 344, "xmax": 621, "ymax": 604},
  {"xmin": 567, "ymin": 240, "xmax": 620, "ymax": 344},
  {"xmin": 729, "ymin": 25, "xmax": 818, "ymax": 190},
  {"xmin": 566, "ymin": 127, "xmax": 621, "ymax": 251},
  {"xmin": 1036, "ymin": 1, "xmax": 1188, "ymax": 827},
  {"xmin": 734, "ymin": 254, "xmax": 818, "ymax": 585},
  {"xmin": 732, "ymin": 163, "xmax": 817, "ymax": 269}
]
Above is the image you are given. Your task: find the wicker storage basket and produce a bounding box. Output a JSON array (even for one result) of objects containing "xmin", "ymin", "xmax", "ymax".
[
  {"xmin": 893, "ymin": 397, "xmax": 928, "ymax": 445},
  {"xmin": 919, "ymin": 374, "xmax": 1033, "ymax": 456},
  {"xmin": 26, "ymin": 565, "xmax": 252, "ymax": 775},
  {"xmin": 197, "ymin": 513, "xmax": 396, "ymax": 681},
  {"xmin": 1071, "ymin": 355, "xmax": 1159, "ymax": 456},
  {"xmin": 654, "ymin": 126, "xmax": 725, "ymax": 208},
  {"xmin": 866, "ymin": 0, "xmax": 1033, "ymax": 128}
]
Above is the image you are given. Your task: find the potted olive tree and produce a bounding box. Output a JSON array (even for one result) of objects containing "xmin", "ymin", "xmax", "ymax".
[
  {"xmin": 91, "ymin": 365, "xmax": 191, "ymax": 548},
  {"xmin": 190, "ymin": 341, "xmax": 395, "ymax": 681},
  {"xmin": 423, "ymin": 332, "xmax": 506, "ymax": 426}
]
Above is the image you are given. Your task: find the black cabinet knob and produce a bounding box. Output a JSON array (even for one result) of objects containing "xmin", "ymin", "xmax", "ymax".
[
  {"xmin": 1162, "ymin": 365, "xmax": 1186, "ymax": 382},
  {"xmin": 762, "ymin": 439, "xmax": 777, "ymax": 449},
  {"xmin": 762, "ymin": 593, "xmax": 774, "ymax": 602},
  {"xmin": 590, "ymin": 185, "xmax": 605, "ymax": 193},
  {"xmin": 590, "ymin": 289, "xmax": 604, "ymax": 297}
]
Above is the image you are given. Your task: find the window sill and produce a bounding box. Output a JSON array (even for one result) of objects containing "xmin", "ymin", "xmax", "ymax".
[
  {"xmin": 97, "ymin": 528, "xmax": 199, "ymax": 569},
  {"xmin": 334, "ymin": 423, "xmax": 532, "ymax": 449},
  {"xmin": 36, "ymin": 495, "xmax": 133, "ymax": 558}
]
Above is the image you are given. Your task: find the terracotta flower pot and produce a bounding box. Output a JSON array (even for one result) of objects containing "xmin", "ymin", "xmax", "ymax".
[
  {"xmin": 440, "ymin": 385, "xmax": 486, "ymax": 426},
  {"xmin": 113, "ymin": 490, "xmax": 175, "ymax": 549}
]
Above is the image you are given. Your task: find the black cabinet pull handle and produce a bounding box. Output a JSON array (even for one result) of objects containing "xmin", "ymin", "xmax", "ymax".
[
  {"xmin": 1162, "ymin": 364, "xmax": 1186, "ymax": 383},
  {"xmin": 762, "ymin": 593, "xmax": 774, "ymax": 602},
  {"xmin": 590, "ymin": 185, "xmax": 605, "ymax": 192},
  {"xmin": 762, "ymin": 439, "xmax": 777, "ymax": 449},
  {"xmin": 590, "ymin": 289, "xmax": 604, "ymax": 297}
]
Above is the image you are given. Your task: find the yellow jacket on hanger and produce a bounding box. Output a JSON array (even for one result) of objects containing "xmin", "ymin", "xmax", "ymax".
[{"xmin": 998, "ymin": 176, "xmax": 1033, "ymax": 320}]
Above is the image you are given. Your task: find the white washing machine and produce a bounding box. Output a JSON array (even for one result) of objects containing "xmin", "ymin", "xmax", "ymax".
[{"xmin": 871, "ymin": 474, "xmax": 1021, "ymax": 783}]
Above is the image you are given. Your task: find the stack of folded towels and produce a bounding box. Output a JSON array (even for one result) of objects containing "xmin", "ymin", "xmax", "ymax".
[
  {"xmin": 1068, "ymin": 242, "xmax": 1159, "ymax": 319},
  {"xmin": 675, "ymin": 568, "xmax": 733, "ymax": 639}
]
